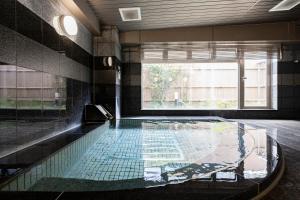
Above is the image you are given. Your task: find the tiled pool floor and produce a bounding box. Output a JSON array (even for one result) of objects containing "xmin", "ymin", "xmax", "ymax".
[
  {"xmin": 1, "ymin": 119, "xmax": 280, "ymax": 194},
  {"xmin": 54, "ymin": 120, "xmax": 255, "ymax": 187}
]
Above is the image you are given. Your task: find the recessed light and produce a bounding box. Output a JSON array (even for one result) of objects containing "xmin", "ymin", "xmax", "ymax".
[
  {"xmin": 119, "ymin": 7, "xmax": 142, "ymax": 21},
  {"xmin": 269, "ymin": 0, "xmax": 300, "ymax": 12}
]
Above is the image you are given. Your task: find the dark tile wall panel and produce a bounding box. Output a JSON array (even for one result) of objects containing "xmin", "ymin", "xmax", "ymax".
[
  {"xmin": 0, "ymin": 25, "xmax": 16, "ymax": 65},
  {"xmin": 41, "ymin": 20, "xmax": 60, "ymax": 51},
  {"xmin": 16, "ymin": 2, "xmax": 42, "ymax": 43},
  {"xmin": 0, "ymin": 0, "xmax": 16, "ymax": 30},
  {"xmin": 0, "ymin": 0, "xmax": 92, "ymax": 157},
  {"xmin": 1, "ymin": 1, "xmax": 93, "ymax": 70},
  {"xmin": 93, "ymin": 56, "xmax": 122, "ymax": 118},
  {"xmin": 276, "ymin": 44, "xmax": 300, "ymax": 118},
  {"xmin": 18, "ymin": 0, "xmax": 92, "ymax": 54},
  {"xmin": 16, "ymin": 34, "xmax": 43, "ymax": 71},
  {"xmin": 94, "ymin": 83, "xmax": 117, "ymax": 113}
]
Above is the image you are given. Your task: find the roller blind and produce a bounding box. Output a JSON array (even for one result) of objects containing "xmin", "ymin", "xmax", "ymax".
[
  {"xmin": 143, "ymin": 50, "xmax": 163, "ymax": 60},
  {"xmin": 141, "ymin": 43, "xmax": 279, "ymax": 63}
]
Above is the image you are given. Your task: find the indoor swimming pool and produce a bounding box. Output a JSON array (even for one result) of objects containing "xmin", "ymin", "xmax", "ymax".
[{"xmin": 0, "ymin": 119, "xmax": 283, "ymax": 199}]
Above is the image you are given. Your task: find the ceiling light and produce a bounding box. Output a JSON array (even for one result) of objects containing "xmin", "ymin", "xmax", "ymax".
[
  {"xmin": 53, "ymin": 15, "xmax": 78, "ymax": 36},
  {"xmin": 269, "ymin": 0, "xmax": 300, "ymax": 12},
  {"xmin": 119, "ymin": 7, "xmax": 141, "ymax": 21}
]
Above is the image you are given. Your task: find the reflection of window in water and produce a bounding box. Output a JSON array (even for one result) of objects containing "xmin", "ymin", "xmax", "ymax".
[
  {"xmin": 243, "ymin": 128, "xmax": 268, "ymax": 179},
  {"xmin": 0, "ymin": 65, "xmax": 66, "ymax": 110},
  {"xmin": 216, "ymin": 171, "xmax": 236, "ymax": 181}
]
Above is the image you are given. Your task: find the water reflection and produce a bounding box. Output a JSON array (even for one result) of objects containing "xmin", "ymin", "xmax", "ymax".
[
  {"xmin": 0, "ymin": 119, "xmax": 281, "ymax": 193},
  {"xmin": 0, "ymin": 65, "xmax": 66, "ymax": 110},
  {"xmin": 242, "ymin": 124, "xmax": 268, "ymax": 179},
  {"xmin": 0, "ymin": 64, "xmax": 67, "ymax": 157}
]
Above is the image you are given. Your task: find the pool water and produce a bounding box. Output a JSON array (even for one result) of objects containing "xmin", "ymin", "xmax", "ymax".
[{"xmin": 0, "ymin": 119, "xmax": 275, "ymax": 192}]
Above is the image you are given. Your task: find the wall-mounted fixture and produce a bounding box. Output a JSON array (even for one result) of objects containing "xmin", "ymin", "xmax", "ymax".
[
  {"xmin": 53, "ymin": 15, "xmax": 78, "ymax": 36},
  {"xmin": 116, "ymin": 65, "xmax": 121, "ymax": 73},
  {"xmin": 103, "ymin": 56, "xmax": 113, "ymax": 67},
  {"xmin": 117, "ymin": 65, "xmax": 121, "ymax": 80},
  {"xmin": 108, "ymin": 57, "xmax": 113, "ymax": 67},
  {"xmin": 269, "ymin": 0, "xmax": 300, "ymax": 12},
  {"xmin": 119, "ymin": 7, "xmax": 142, "ymax": 21}
]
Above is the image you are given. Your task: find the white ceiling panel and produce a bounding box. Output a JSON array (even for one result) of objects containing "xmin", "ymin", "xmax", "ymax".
[{"xmin": 86, "ymin": 0, "xmax": 300, "ymax": 31}]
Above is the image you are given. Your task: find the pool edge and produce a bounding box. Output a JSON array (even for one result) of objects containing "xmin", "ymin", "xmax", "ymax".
[{"xmin": 251, "ymin": 146, "xmax": 285, "ymax": 200}]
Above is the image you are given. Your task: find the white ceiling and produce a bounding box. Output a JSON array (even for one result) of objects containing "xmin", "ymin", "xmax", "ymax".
[{"xmin": 86, "ymin": 0, "xmax": 300, "ymax": 31}]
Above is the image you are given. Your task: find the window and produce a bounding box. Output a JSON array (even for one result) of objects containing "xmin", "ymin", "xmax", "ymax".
[
  {"xmin": 243, "ymin": 51, "xmax": 268, "ymax": 107},
  {"xmin": 142, "ymin": 63, "xmax": 238, "ymax": 109},
  {"xmin": 141, "ymin": 47, "xmax": 277, "ymax": 110}
]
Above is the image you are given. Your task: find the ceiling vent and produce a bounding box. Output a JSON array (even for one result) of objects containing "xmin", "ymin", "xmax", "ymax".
[
  {"xmin": 269, "ymin": 0, "xmax": 300, "ymax": 12},
  {"xmin": 119, "ymin": 7, "xmax": 141, "ymax": 21}
]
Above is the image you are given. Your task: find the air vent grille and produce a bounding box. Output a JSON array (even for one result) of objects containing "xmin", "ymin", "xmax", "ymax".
[{"xmin": 119, "ymin": 7, "xmax": 141, "ymax": 21}]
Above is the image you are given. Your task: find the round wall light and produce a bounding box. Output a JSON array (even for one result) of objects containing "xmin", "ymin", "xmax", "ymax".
[
  {"xmin": 107, "ymin": 57, "xmax": 113, "ymax": 67},
  {"xmin": 103, "ymin": 57, "xmax": 113, "ymax": 67},
  {"xmin": 53, "ymin": 15, "xmax": 78, "ymax": 36}
]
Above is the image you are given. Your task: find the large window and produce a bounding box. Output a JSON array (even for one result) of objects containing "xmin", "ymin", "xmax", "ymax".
[
  {"xmin": 142, "ymin": 63, "xmax": 238, "ymax": 109},
  {"xmin": 142, "ymin": 48, "xmax": 277, "ymax": 110}
]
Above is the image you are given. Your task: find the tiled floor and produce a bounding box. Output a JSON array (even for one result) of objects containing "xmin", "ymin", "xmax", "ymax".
[{"xmin": 237, "ymin": 120, "xmax": 300, "ymax": 200}]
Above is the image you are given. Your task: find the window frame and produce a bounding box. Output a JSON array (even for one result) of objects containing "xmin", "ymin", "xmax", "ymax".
[
  {"xmin": 141, "ymin": 48, "xmax": 275, "ymax": 111},
  {"xmin": 239, "ymin": 50, "xmax": 272, "ymax": 110}
]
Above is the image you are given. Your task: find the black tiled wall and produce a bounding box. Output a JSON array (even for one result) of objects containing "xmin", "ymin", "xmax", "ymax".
[
  {"xmin": 0, "ymin": 0, "xmax": 92, "ymax": 157},
  {"xmin": 277, "ymin": 55, "xmax": 300, "ymax": 117},
  {"xmin": 93, "ymin": 27, "xmax": 122, "ymax": 119},
  {"xmin": 93, "ymin": 56, "xmax": 121, "ymax": 118}
]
